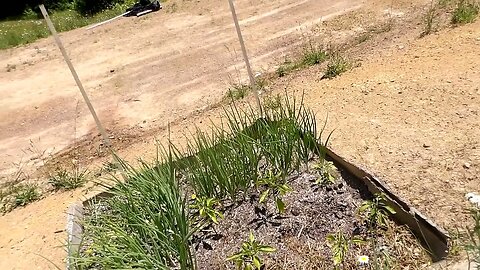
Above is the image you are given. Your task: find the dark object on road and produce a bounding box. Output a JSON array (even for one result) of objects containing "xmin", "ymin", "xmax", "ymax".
[{"xmin": 125, "ymin": 0, "xmax": 162, "ymax": 17}]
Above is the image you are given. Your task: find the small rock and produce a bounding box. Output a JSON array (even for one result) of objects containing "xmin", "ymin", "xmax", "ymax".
[
  {"xmin": 423, "ymin": 143, "xmax": 430, "ymax": 148},
  {"xmin": 463, "ymin": 162, "xmax": 471, "ymax": 169},
  {"xmin": 110, "ymin": 69, "xmax": 115, "ymax": 73},
  {"xmin": 398, "ymin": 45, "xmax": 404, "ymax": 49}
]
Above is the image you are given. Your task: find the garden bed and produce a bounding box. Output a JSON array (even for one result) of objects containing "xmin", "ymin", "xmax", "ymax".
[{"xmin": 70, "ymin": 97, "xmax": 448, "ymax": 270}]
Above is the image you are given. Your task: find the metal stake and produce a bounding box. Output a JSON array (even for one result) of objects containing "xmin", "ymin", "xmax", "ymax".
[{"xmin": 227, "ymin": 0, "xmax": 262, "ymax": 114}]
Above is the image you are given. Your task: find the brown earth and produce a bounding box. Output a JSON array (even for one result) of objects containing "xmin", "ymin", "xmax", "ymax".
[{"xmin": 1, "ymin": 0, "xmax": 479, "ymax": 269}]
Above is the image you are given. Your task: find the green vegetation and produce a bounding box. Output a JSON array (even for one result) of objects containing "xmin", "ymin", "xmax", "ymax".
[
  {"xmin": 189, "ymin": 194, "xmax": 224, "ymax": 224},
  {"xmin": 322, "ymin": 53, "xmax": 349, "ymax": 79},
  {"xmin": 0, "ymin": 0, "xmax": 136, "ymax": 50},
  {"xmin": 255, "ymin": 169, "xmax": 292, "ymax": 214},
  {"xmin": 48, "ymin": 166, "xmax": 88, "ymax": 191},
  {"xmin": 225, "ymin": 84, "xmax": 251, "ymax": 101},
  {"xmin": 1, "ymin": 181, "xmax": 40, "ymax": 213},
  {"xmin": 326, "ymin": 231, "xmax": 363, "ymax": 267},
  {"xmin": 422, "ymin": 0, "xmax": 439, "ymax": 36},
  {"xmin": 465, "ymin": 208, "xmax": 480, "ymax": 266},
  {"xmin": 226, "ymin": 232, "xmax": 276, "ymax": 270},
  {"xmin": 358, "ymin": 193, "xmax": 397, "ymax": 229},
  {"xmin": 74, "ymin": 95, "xmax": 328, "ymax": 269},
  {"xmin": 14, "ymin": 183, "xmax": 40, "ymax": 206},
  {"xmin": 313, "ymin": 159, "xmax": 337, "ymax": 186},
  {"xmin": 452, "ymin": 0, "xmax": 479, "ymax": 24},
  {"xmin": 276, "ymin": 45, "xmax": 327, "ymax": 77}
]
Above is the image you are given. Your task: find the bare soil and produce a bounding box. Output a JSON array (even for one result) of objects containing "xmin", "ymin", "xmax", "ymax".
[
  {"xmin": 193, "ymin": 167, "xmax": 429, "ymax": 269},
  {"xmin": 1, "ymin": 0, "xmax": 479, "ymax": 269}
]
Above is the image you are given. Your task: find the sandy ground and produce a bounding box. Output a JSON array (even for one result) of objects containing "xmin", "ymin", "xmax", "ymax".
[{"xmin": 1, "ymin": 0, "xmax": 479, "ymax": 268}]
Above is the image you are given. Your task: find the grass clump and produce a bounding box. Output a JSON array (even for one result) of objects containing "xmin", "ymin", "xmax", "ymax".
[
  {"xmin": 48, "ymin": 167, "xmax": 88, "ymax": 190},
  {"xmin": 14, "ymin": 183, "xmax": 40, "ymax": 207},
  {"xmin": 73, "ymin": 158, "xmax": 195, "ymax": 269},
  {"xmin": 322, "ymin": 53, "xmax": 349, "ymax": 79},
  {"xmin": 451, "ymin": 0, "xmax": 479, "ymax": 24},
  {"xmin": 422, "ymin": 0, "xmax": 439, "ymax": 36},
  {"xmin": 276, "ymin": 46, "xmax": 327, "ymax": 77},
  {"xmin": 1, "ymin": 182, "xmax": 40, "ymax": 213}
]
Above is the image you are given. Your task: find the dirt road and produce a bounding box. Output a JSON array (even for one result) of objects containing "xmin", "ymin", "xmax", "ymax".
[{"xmin": 0, "ymin": 0, "xmax": 362, "ymax": 177}]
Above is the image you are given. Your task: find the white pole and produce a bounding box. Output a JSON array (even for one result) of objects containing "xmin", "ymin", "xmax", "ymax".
[
  {"xmin": 39, "ymin": 5, "xmax": 113, "ymax": 150},
  {"xmin": 227, "ymin": 0, "xmax": 262, "ymax": 114},
  {"xmin": 86, "ymin": 11, "xmax": 129, "ymax": 30}
]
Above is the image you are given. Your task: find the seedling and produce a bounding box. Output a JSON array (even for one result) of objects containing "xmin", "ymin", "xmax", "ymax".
[
  {"xmin": 256, "ymin": 170, "xmax": 292, "ymax": 214},
  {"xmin": 358, "ymin": 193, "xmax": 396, "ymax": 229},
  {"xmin": 227, "ymin": 232, "xmax": 276, "ymax": 270},
  {"xmin": 313, "ymin": 159, "xmax": 337, "ymax": 186},
  {"xmin": 189, "ymin": 194, "xmax": 224, "ymax": 224},
  {"xmin": 326, "ymin": 231, "xmax": 364, "ymax": 267}
]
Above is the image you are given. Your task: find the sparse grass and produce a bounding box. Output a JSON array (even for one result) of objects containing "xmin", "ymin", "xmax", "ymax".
[
  {"xmin": 225, "ymin": 84, "xmax": 250, "ymax": 101},
  {"xmin": 14, "ymin": 184, "xmax": 40, "ymax": 207},
  {"xmin": 421, "ymin": 0, "xmax": 439, "ymax": 37},
  {"xmin": 451, "ymin": 0, "xmax": 479, "ymax": 24},
  {"xmin": 275, "ymin": 46, "xmax": 327, "ymax": 77},
  {"xmin": 322, "ymin": 53, "xmax": 349, "ymax": 79},
  {"xmin": 1, "ymin": 182, "xmax": 40, "ymax": 213},
  {"xmin": 0, "ymin": 0, "xmax": 136, "ymax": 50},
  {"xmin": 48, "ymin": 167, "xmax": 88, "ymax": 191}
]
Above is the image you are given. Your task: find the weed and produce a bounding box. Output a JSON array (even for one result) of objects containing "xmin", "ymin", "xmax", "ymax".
[
  {"xmin": 322, "ymin": 52, "xmax": 349, "ymax": 79},
  {"xmin": 14, "ymin": 184, "xmax": 40, "ymax": 207},
  {"xmin": 464, "ymin": 207, "xmax": 480, "ymax": 265},
  {"xmin": 263, "ymin": 94, "xmax": 282, "ymax": 110},
  {"xmin": 452, "ymin": 0, "xmax": 479, "ymax": 24},
  {"xmin": 421, "ymin": 0, "xmax": 438, "ymax": 37},
  {"xmin": 326, "ymin": 231, "xmax": 363, "ymax": 267},
  {"xmin": 313, "ymin": 159, "xmax": 337, "ymax": 186},
  {"xmin": 48, "ymin": 167, "xmax": 88, "ymax": 191},
  {"xmin": 225, "ymin": 84, "xmax": 250, "ymax": 101},
  {"xmin": 189, "ymin": 194, "xmax": 224, "ymax": 224},
  {"xmin": 301, "ymin": 45, "xmax": 327, "ymax": 67},
  {"xmin": 256, "ymin": 170, "xmax": 292, "ymax": 214},
  {"xmin": 275, "ymin": 45, "xmax": 326, "ymax": 78},
  {"xmin": 358, "ymin": 193, "xmax": 396, "ymax": 229},
  {"xmin": 227, "ymin": 231, "xmax": 276, "ymax": 270}
]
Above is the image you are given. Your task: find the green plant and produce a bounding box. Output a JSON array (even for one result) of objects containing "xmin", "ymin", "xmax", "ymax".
[
  {"xmin": 326, "ymin": 231, "xmax": 363, "ymax": 267},
  {"xmin": 358, "ymin": 193, "xmax": 396, "ymax": 229},
  {"xmin": 227, "ymin": 232, "xmax": 276, "ymax": 270},
  {"xmin": 263, "ymin": 94, "xmax": 282, "ymax": 110},
  {"xmin": 464, "ymin": 208, "xmax": 480, "ymax": 266},
  {"xmin": 301, "ymin": 45, "xmax": 327, "ymax": 66},
  {"xmin": 452, "ymin": 0, "xmax": 479, "ymax": 24},
  {"xmin": 256, "ymin": 170, "xmax": 292, "ymax": 214},
  {"xmin": 189, "ymin": 194, "xmax": 224, "ymax": 224},
  {"xmin": 73, "ymin": 156, "xmax": 195, "ymax": 269},
  {"xmin": 322, "ymin": 53, "xmax": 349, "ymax": 79},
  {"xmin": 48, "ymin": 167, "xmax": 88, "ymax": 190},
  {"xmin": 225, "ymin": 84, "xmax": 251, "ymax": 101},
  {"xmin": 313, "ymin": 159, "xmax": 337, "ymax": 186},
  {"xmin": 14, "ymin": 184, "xmax": 39, "ymax": 207}
]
